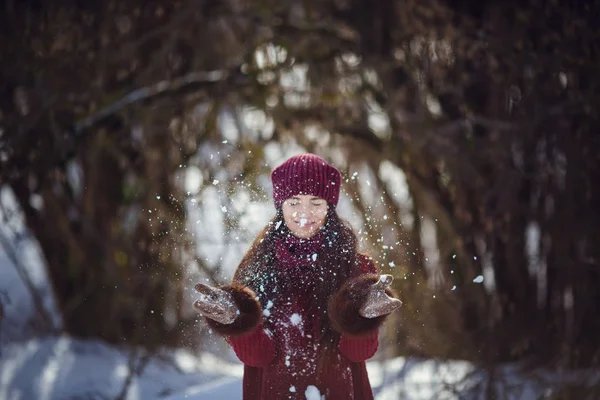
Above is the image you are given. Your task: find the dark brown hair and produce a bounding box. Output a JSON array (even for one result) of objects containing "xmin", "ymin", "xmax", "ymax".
[{"xmin": 232, "ymin": 206, "xmax": 359, "ymax": 368}]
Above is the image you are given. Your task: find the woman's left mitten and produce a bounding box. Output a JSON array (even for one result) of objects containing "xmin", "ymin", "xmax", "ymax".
[{"xmin": 359, "ymin": 274, "xmax": 402, "ymax": 318}]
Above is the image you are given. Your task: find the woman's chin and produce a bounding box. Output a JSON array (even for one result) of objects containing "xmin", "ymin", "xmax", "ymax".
[{"xmin": 291, "ymin": 229, "xmax": 317, "ymax": 239}]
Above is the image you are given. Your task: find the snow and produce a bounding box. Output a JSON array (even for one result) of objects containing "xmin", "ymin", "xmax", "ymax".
[
  {"xmin": 289, "ymin": 313, "xmax": 302, "ymax": 326},
  {"xmin": 305, "ymin": 385, "xmax": 322, "ymax": 399},
  {"xmin": 263, "ymin": 300, "xmax": 274, "ymax": 317},
  {"xmin": 5, "ymin": 335, "xmax": 598, "ymax": 400},
  {"xmin": 0, "ymin": 336, "xmax": 242, "ymax": 400}
]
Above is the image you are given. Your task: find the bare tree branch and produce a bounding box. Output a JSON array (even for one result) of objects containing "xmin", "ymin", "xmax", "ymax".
[{"xmin": 74, "ymin": 69, "xmax": 230, "ymax": 134}]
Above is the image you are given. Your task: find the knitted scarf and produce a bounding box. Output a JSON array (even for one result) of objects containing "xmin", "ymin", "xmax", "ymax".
[{"xmin": 274, "ymin": 229, "xmax": 327, "ymax": 295}]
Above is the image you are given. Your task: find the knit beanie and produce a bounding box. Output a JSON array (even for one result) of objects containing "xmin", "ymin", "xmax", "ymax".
[{"xmin": 271, "ymin": 154, "xmax": 342, "ymax": 209}]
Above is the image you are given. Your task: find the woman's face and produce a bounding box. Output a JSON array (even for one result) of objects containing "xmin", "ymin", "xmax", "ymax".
[{"xmin": 281, "ymin": 195, "xmax": 328, "ymax": 239}]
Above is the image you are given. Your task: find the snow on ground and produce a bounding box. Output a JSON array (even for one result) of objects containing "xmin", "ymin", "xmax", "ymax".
[
  {"xmin": 1, "ymin": 334, "xmax": 474, "ymax": 400},
  {"xmin": 0, "ymin": 336, "xmax": 236, "ymax": 400},
  {"xmin": 5, "ymin": 333, "xmax": 598, "ymax": 400}
]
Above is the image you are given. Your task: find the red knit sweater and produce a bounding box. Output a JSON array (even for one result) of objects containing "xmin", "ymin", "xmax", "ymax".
[{"xmin": 226, "ymin": 254, "xmax": 380, "ymax": 400}]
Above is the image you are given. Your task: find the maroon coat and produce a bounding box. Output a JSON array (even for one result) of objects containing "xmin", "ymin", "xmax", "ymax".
[{"xmin": 207, "ymin": 254, "xmax": 392, "ymax": 400}]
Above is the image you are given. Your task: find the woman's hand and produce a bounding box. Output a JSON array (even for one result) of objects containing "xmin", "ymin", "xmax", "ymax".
[
  {"xmin": 193, "ymin": 283, "xmax": 239, "ymax": 324},
  {"xmin": 359, "ymin": 274, "xmax": 402, "ymax": 318}
]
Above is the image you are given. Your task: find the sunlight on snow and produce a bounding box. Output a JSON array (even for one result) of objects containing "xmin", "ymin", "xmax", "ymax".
[
  {"xmin": 38, "ymin": 337, "xmax": 71, "ymax": 400},
  {"xmin": 0, "ymin": 341, "xmax": 41, "ymax": 398}
]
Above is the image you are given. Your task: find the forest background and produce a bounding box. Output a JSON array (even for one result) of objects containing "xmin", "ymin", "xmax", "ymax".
[{"xmin": 1, "ymin": 0, "xmax": 599, "ymax": 398}]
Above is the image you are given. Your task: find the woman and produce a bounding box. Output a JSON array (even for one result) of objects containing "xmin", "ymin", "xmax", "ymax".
[{"xmin": 194, "ymin": 153, "xmax": 401, "ymax": 399}]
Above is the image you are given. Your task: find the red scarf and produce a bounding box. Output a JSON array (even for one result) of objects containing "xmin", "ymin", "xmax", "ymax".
[{"xmin": 274, "ymin": 229, "xmax": 327, "ymax": 295}]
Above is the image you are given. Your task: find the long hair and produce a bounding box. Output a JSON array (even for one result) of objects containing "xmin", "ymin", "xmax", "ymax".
[{"xmin": 232, "ymin": 206, "xmax": 359, "ymax": 369}]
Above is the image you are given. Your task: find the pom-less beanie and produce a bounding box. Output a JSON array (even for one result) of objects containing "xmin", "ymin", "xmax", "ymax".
[{"xmin": 271, "ymin": 153, "xmax": 342, "ymax": 209}]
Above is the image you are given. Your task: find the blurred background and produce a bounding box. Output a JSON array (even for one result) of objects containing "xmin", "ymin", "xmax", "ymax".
[{"xmin": 1, "ymin": 0, "xmax": 599, "ymax": 399}]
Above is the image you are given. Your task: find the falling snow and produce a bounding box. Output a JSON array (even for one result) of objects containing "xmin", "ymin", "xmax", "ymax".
[
  {"xmin": 263, "ymin": 300, "xmax": 274, "ymax": 317},
  {"xmin": 305, "ymin": 385, "xmax": 323, "ymax": 400},
  {"xmin": 473, "ymin": 275, "xmax": 484, "ymax": 283},
  {"xmin": 290, "ymin": 313, "xmax": 302, "ymax": 326}
]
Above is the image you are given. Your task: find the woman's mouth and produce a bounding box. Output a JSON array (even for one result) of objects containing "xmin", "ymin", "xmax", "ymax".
[{"xmin": 296, "ymin": 219, "xmax": 314, "ymax": 228}]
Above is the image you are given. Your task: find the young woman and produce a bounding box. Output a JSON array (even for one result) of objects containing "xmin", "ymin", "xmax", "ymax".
[{"xmin": 193, "ymin": 153, "xmax": 401, "ymax": 399}]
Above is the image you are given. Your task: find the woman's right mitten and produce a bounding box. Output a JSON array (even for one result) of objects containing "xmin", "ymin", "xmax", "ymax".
[
  {"xmin": 194, "ymin": 283, "xmax": 263, "ymax": 336},
  {"xmin": 194, "ymin": 283, "xmax": 239, "ymax": 324}
]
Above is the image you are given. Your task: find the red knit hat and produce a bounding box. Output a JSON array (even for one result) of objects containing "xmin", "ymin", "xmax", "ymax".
[{"xmin": 271, "ymin": 153, "xmax": 342, "ymax": 209}]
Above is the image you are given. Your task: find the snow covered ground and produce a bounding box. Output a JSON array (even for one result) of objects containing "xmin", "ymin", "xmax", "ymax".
[
  {"xmin": 0, "ymin": 334, "xmax": 476, "ymax": 400},
  {"xmin": 4, "ymin": 332, "xmax": 598, "ymax": 400}
]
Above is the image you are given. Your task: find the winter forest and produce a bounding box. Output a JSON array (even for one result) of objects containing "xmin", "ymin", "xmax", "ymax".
[{"xmin": 1, "ymin": 0, "xmax": 599, "ymax": 399}]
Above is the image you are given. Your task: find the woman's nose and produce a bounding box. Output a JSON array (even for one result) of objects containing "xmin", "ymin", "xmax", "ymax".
[{"xmin": 296, "ymin": 205, "xmax": 314, "ymax": 217}]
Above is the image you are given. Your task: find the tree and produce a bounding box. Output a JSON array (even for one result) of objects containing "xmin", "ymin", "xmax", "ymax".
[{"xmin": 1, "ymin": 0, "xmax": 599, "ymax": 371}]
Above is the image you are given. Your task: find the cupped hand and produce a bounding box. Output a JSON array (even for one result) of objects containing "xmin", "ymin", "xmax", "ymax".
[
  {"xmin": 359, "ymin": 274, "xmax": 402, "ymax": 318},
  {"xmin": 193, "ymin": 283, "xmax": 239, "ymax": 324}
]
